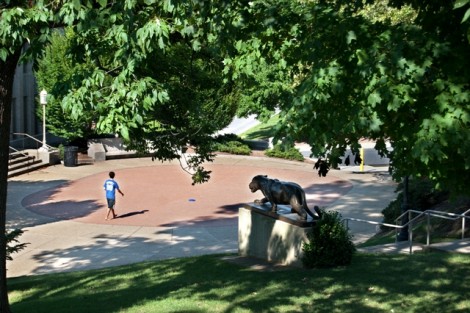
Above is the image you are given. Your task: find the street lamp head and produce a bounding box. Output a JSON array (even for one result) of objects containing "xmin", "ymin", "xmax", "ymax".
[{"xmin": 40, "ymin": 89, "xmax": 48, "ymax": 105}]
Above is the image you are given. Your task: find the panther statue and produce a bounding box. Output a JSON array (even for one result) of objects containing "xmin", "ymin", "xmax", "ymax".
[{"xmin": 248, "ymin": 175, "xmax": 322, "ymax": 221}]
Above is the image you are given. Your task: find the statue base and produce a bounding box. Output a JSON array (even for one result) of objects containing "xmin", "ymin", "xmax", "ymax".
[{"xmin": 238, "ymin": 204, "xmax": 315, "ymax": 267}]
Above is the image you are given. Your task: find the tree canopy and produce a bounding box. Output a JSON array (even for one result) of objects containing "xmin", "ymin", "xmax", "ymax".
[
  {"xmin": 1, "ymin": 1, "xmax": 469, "ymax": 312},
  {"xmin": 0, "ymin": 1, "xmax": 239, "ymax": 311},
  {"xmin": 36, "ymin": 25, "xmax": 238, "ymax": 153},
  {"xmin": 224, "ymin": 0, "xmax": 470, "ymax": 195},
  {"xmin": 35, "ymin": 29, "xmax": 97, "ymax": 142},
  {"xmin": 38, "ymin": 1, "xmax": 239, "ymax": 180}
]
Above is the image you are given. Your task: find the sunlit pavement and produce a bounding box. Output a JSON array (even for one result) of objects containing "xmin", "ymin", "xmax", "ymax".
[{"xmin": 6, "ymin": 155, "xmax": 398, "ymax": 277}]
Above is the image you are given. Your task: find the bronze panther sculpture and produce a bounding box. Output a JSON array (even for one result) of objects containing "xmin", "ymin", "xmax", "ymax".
[{"xmin": 249, "ymin": 175, "xmax": 322, "ymax": 221}]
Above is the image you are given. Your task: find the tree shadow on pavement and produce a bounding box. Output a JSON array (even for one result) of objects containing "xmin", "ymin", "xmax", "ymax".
[{"xmin": 7, "ymin": 180, "xmax": 71, "ymax": 228}]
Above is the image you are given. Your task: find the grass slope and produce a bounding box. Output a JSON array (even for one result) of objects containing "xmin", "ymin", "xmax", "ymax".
[
  {"xmin": 239, "ymin": 114, "xmax": 279, "ymax": 140},
  {"xmin": 9, "ymin": 252, "xmax": 470, "ymax": 312}
]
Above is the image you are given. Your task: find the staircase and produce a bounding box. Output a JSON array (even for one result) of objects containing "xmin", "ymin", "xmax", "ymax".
[
  {"xmin": 357, "ymin": 239, "xmax": 470, "ymax": 254},
  {"xmin": 8, "ymin": 151, "xmax": 48, "ymax": 178}
]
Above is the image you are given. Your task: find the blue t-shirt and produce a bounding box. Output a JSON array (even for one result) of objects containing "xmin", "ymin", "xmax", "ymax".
[{"xmin": 104, "ymin": 179, "xmax": 120, "ymax": 199}]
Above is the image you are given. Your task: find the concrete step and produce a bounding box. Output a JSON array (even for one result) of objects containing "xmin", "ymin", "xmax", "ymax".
[
  {"xmin": 8, "ymin": 157, "xmax": 40, "ymax": 171},
  {"xmin": 9, "ymin": 151, "xmax": 28, "ymax": 160},
  {"xmin": 77, "ymin": 153, "xmax": 94, "ymax": 165},
  {"xmin": 9, "ymin": 153, "xmax": 35, "ymax": 166},
  {"xmin": 9, "ymin": 157, "xmax": 35, "ymax": 167},
  {"xmin": 357, "ymin": 241, "xmax": 424, "ymax": 254},
  {"xmin": 8, "ymin": 161, "xmax": 48, "ymax": 178},
  {"xmin": 357, "ymin": 239, "xmax": 470, "ymax": 254},
  {"xmin": 427, "ymin": 239, "xmax": 470, "ymax": 254},
  {"xmin": 8, "ymin": 151, "xmax": 48, "ymax": 178}
]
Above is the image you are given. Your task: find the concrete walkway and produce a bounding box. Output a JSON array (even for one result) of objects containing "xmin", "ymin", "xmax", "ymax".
[{"xmin": 3, "ymin": 154, "xmax": 439, "ymax": 278}]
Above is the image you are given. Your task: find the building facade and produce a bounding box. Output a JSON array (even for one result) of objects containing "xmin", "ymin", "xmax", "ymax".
[{"xmin": 10, "ymin": 61, "xmax": 42, "ymax": 149}]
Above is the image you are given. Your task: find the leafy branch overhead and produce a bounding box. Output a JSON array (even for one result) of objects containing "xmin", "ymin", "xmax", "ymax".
[
  {"xmin": 0, "ymin": 1, "xmax": 469, "ymax": 311},
  {"xmin": 33, "ymin": 1, "xmax": 240, "ymax": 184},
  {"xmin": 223, "ymin": 0, "xmax": 470, "ymax": 195},
  {"xmin": 6, "ymin": 0, "xmax": 468, "ymax": 191},
  {"xmin": 2, "ymin": 1, "xmax": 469, "ymax": 187}
]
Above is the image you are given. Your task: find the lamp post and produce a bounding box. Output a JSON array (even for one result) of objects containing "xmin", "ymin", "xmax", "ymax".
[{"xmin": 39, "ymin": 89, "xmax": 48, "ymax": 150}]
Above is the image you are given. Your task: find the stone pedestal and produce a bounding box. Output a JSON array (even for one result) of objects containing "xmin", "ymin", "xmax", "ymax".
[{"xmin": 238, "ymin": 204, "xmax": 315, "ymax": 267}]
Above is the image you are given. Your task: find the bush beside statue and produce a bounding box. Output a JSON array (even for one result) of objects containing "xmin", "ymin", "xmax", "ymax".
[{"xmin": 302, "ymin": 209, "xmax": 356, "ymax": 268}]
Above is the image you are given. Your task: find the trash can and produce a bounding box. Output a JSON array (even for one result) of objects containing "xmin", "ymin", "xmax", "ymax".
[{"xmin": 63, "ymin": 146, "xmax": 78, "ymax": 167}]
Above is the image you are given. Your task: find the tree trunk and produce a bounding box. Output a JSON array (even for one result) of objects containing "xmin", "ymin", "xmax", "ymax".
[{"xmin": 0, "ymin": 49, "xmax": 22, "ymax": 313}]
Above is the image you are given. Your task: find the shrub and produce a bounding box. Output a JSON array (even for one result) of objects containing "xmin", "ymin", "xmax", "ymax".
[
  {"xmin": 381, "ymin": 177, "xmax": 449, "ymax": 226},
  {"xmin": 265, "ymin": 144, "xmax": 304, "ymax": 161},
  {"xmin": 214, "ymin": 133, "xmax": 241, "ymax": 144},
  {"xmin": 215, "ymin": 141, "xmax": 251, "ymax": 155},
  {"xmin": 57, "ymin": 144, "xmax": 65, "ymax": 160},
  {"xmin": 213, "ymin": 134, "xmax": 252, "ymax": 155},
  {"xmin": 302, "ymin": 210, "xmax": 355, "ymax": 268}
]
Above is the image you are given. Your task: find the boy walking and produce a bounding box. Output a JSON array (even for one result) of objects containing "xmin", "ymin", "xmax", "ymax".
[{"xmin": 104, "ymin": 171, "xmax": 124, "ymax": 220}]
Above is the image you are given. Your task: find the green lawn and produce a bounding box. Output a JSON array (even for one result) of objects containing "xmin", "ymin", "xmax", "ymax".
[
  {"xmin": 239, "ymin": 114, "xmax": 280, "ymax": 140},
  {"xmin": 9, "ymin": 252, "xmax": 470, "ymax": 312}
]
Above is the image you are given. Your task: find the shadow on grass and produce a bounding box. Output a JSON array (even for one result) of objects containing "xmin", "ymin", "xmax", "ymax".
[
  {"xmin": 240, "ymin": 115, "xmax": 280, "ymax": 140},
  {"xmin": 9, "ymin": 252, "xmax": 470, "ymax": 312},
  {"xmin": 242, "ymin": 126, "xmax": 274, "ymax": 140}
]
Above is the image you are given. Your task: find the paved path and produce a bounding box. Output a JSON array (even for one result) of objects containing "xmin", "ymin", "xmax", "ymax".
[{"xmin": 7, "ymin": 155, "xmax": 398, "ymax": 278}]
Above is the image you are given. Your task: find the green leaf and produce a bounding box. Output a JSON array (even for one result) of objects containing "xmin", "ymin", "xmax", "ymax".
[
  {"xmin": 135, "ymin": 114, "xmax": 143, "ymax": 125},
  {"xmin": 367, "ymin": 91, "xmax": 382, "ymax": 107},
  {"xmin": 158, "ymin": 37, "xmax": 165, "ymax": 49},
  {"xmin": 0, "ymin": 48, "xmax": 7, "ymax": 62},
  {"xmin": 454, "ymin": 0, "xmax": 469, "ymax": 9},
  {"xmin": 192, "ymin": 39, "xmax": 201, "ymax": 51},
  {"xmin": 120, "ymin": 125, "xmax": 129, "ymax": 140},
  {"xmin": 163, "ymin": 0, "xmax": 175, "ymax": 12},
  {"xmin": 346, "ymin": 31, "xmax": 357, "ymax": 44},
  {"xmin": 73, "ymin": 0, "xmax": 81, "ymax": 10},
  {"xmin": 462, "ymin": 8, "xmax": 470, "ymax": 22},
  {"xmin": 355, "ymin": 49, "xmax": 368, "ymax": 65}
]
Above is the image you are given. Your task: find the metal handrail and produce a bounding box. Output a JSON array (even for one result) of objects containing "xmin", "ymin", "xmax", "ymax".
[
  {"xmin": 11, "ymin": 132, "xmax": 56, "ymax": 151},
  {"xmin": 8, "ymin": 146, "xmax": 29, "ymax": 159},
  {"xmin": 8, "ymin": 146, "xmax": 36, "ymax": 167},
  {"xmin": 343, "ymin": 208, "xmax": 470, "ymax": 254},
  {"xmin": 394, "ymin": 208, "xmax": 470, "ymax": 244}
]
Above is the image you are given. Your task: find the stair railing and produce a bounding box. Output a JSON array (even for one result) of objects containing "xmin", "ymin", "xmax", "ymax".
[
  {"xmin": 343, "ymin": 208, "xmax": 470, "ymax": 254},
  {"xmin": 8, "ymin": 146, "xmax": 30, "ymax": 160},
  {"xmin": 11, "ymin": 132, "xmax": 56, "ymax": 151},
  {"xmin": 8, "ymin": 146, "xmax": 37, "ymax": 170}
]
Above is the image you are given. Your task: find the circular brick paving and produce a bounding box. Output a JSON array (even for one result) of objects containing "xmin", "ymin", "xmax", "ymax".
[{"xmin": 22, "ymin": 163, "xmax": 352, "ymax": 227}]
